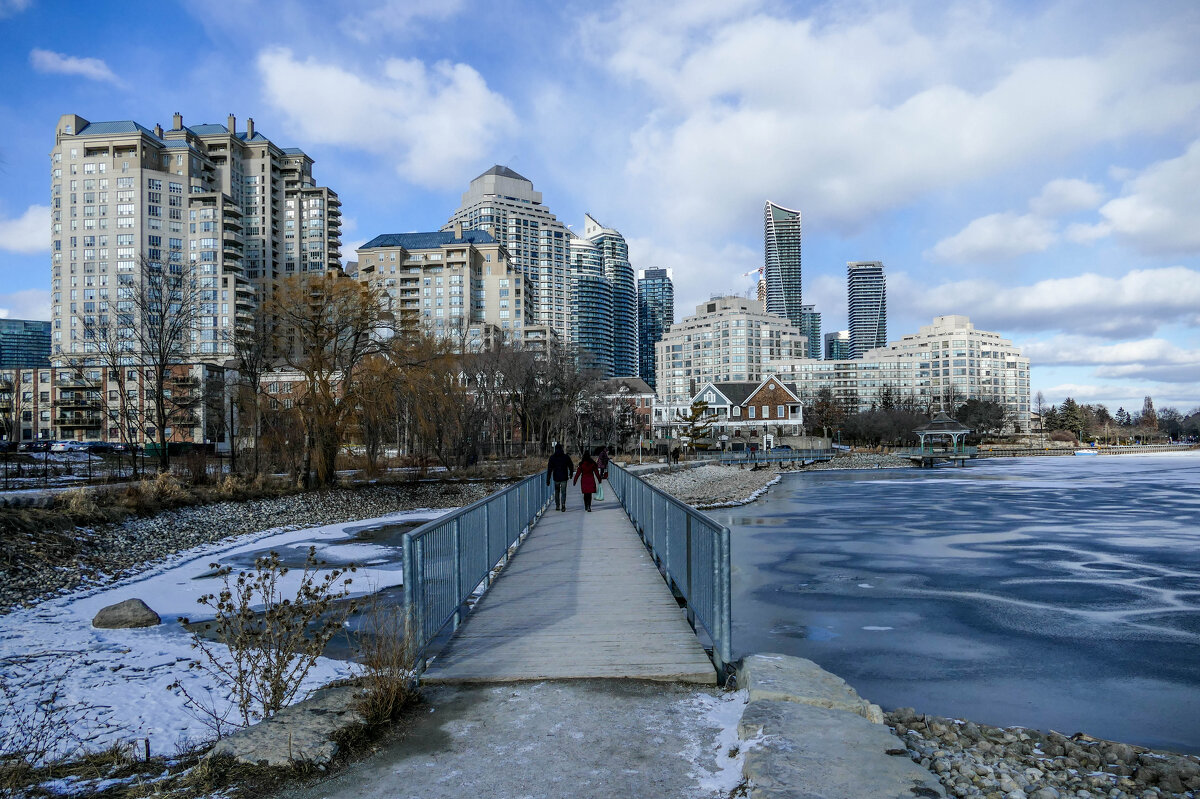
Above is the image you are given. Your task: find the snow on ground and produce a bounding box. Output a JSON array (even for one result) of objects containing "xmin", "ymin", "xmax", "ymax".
[
  {"xmin": 686, "ymin": 689, "xmax": 754, "ymax": 796},
  {"xmin": 0, "ymin": 508, "xmax": 447, "ymax": 759}
]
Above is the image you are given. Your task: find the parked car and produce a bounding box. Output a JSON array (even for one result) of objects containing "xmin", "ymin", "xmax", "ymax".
[
  {"xmin": 86, "ymin": 442, "xmax": 120, "ymax": 454},
  {"xmin": 770, "ymin": 444, "xmax": 793, "ymax": 451},
  {"xmin": 50, "ymin": 440, "xmax": 88, "ymax": 452},
  {"xmin": 19, "ymin": 441, "xmax": 50, "ymax": 452}
]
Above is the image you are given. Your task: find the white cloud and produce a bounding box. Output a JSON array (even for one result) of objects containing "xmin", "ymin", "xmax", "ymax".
[
  {"xmin": 0, "ymin": 288, "xmax": 50, "ymax": 320},
  {"xmin": 1022, "ymin": 335, "xmax": 1200, "ymax": 382},
  {"xmin": 584, "ymin": 3, "xmax": 1200, "ymax": 233},
  {"xmin": 0, "ymin": 205, "xmax": 48, "ymax": 254},
  {"xmin": 1063, "ymin": 221, "xmax": 1110, "ymax": 244},
  {"xmin": 1028, "ymin": 178, "xmax": 1105, "ymax": 216},
  {"xmin": 1094, "ymin": 139, "xmax": 1200, "ymax": 255},
  {"xmin": 256, "ymin": 48, "xmax": 516, "ymax": 189},
  {"xmin": 928, "ymin": 212, "xmax": 1057, "ymax": 263},
  {"xmin": 29, "ymin": 48, "xmax": 121, "ymax": 84},
  {"xmin": 339, "ymin": 0, "xmax": 466, "ymax": 42},
  {"xmin": 893, "ymin": 266, "xmax": 1200, "ymax": 338},
  {"xmin": 0, "ymin": 0, "xmax": 31, "ymax": 18}
]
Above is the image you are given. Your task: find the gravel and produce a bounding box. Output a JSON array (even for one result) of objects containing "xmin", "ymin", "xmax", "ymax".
[
  {"xmin": 800, "ymin": 452, "xmax": 916, "ymax": 470},
  {"xmin": 642, "ymin": 464, "xmax": 782, "ymax": 508},
  {"xmin": 888, "ymin": 708, "xmax": 1200, "ymax": 799},
  {"xmin": 0, "ymin": 480, "xmax": 503, "ymax": 614}
]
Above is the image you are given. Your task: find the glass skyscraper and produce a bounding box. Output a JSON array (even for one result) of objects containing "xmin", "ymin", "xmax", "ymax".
[
  {"xmin": 583, "ymin": 214, "xmax": 638, "ymax": 378},
  {"xmin": 847, "ymin": 261, "xmax": 887, "ymax": 359},
  {"xmin": 637, "ymin": 268, "xmax": 674, "ymax": 390},
  {"xmin": 0, "ymin": 319, "xmax": 51, "ymax": 368},
  {"xmin": 798, "ymin": 304, "xmax": 821, "ymax": 360},
  {"xmin": 568, "ymin": 232, "xmax": 614, "ymax": 376},
  {"xmin": 764, "ymin": 201, "xmax": 803, "ymax": 328}
]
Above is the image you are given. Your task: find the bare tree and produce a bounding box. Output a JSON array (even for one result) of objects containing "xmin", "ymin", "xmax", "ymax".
[
  {"xmin": 268, "ymin": 273, "xmax": 387, "ymax": 487},
  {"xmin": 226, "ymin": 304, "xmax": 272, "ymax": 476},
  {"xmin": 83, "ymin": 255, "xmax": 201, "ymax": 473}
]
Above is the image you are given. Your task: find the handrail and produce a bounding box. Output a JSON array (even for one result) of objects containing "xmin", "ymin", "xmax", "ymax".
[
  {"xmin": 695, "ymin": 448, "xmax": 835, "ymax": 466},
  {"xmin": 607, "ymin": 462, "xmax": 733, "ymax": 682},
  {"xmin": 402, "ymin": 472, "xmax": 550, "ymax": 670}
]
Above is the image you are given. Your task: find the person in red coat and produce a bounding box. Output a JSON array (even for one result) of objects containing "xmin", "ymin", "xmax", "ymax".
[{"xmin": 573, "ymin": 451, "xmax": 601, "ymax": 512}]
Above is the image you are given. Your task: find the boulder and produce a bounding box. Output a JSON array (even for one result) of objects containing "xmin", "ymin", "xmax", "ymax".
[
  {"xmin": 208, "ymin": 686, "xmax": 365, "ymax": 768},
  {"xmin": 92, "ymin": 598, "xmax": 161, "ymax": 628}
]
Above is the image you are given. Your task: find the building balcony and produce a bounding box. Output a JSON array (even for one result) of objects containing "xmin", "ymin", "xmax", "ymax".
[
  {"xmin": 56, "ymin": 413, "xmax": 103, "ymax": 428},
  {"xmin": 57, "ymin": 395, "xmax": 102, "ymax": 409}
]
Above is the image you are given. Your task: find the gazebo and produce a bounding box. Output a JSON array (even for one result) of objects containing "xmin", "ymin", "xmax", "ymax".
[{"xmin": 913, "ymin": 412, "xmax": 971, "ymax": 453}]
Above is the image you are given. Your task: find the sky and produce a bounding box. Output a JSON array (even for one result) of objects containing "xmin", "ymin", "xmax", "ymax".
[{"xmin": 0, "ymin": 0, "xmax": 1198, "ymax": 415}]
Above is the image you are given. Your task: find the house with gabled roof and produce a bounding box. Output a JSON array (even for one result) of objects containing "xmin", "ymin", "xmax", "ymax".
[{"xmin": 659, "ymin": 373, "xmax": 824, "ymax": 451}]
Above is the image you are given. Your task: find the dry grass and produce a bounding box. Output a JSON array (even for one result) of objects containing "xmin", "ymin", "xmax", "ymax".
[
  {"xmin": 352, "ymin": 596, "xmax": 421, "ymax": 728},
  {"xmin": 62, "ymin": 487, "xmax": 100, "ymax": 516}
]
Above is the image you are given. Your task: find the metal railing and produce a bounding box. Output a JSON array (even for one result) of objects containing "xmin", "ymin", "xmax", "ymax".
[
  {"xmin": 402, "ymin": 472, "xmax": 551, "ymax": 669},
  {"xmin": 892, "ymin": 446, "xmax": 979, "ymax": 456},
  {"xmin": 694, "ymin": 448, "xmax": 835, "ymax": 466},
  {"xmin": 607, "ymin": 462, "xmax": 733, "ymax": 682}
]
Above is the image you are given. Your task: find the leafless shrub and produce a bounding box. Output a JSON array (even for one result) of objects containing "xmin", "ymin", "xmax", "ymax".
[
  {"xmin": 170, "ymin": 548, "xmax": 357, "ymax": 735},
  {"xmin": 352, "ymin": 595, "xmax": 420, "ymax": 727},
  {"xmin": 62, "ymin": 487, "xmax": 100, "ymax": 516}
]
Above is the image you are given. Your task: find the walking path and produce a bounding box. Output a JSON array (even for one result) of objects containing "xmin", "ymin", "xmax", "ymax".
[{"xmin": 421, "ymin": 495, "xmax": 716, "ymax": 684}]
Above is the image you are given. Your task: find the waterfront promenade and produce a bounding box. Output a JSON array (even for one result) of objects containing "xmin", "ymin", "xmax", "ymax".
[{"xmin": 422, "ymin": 495, "xmax": 717, "ymax": 684}]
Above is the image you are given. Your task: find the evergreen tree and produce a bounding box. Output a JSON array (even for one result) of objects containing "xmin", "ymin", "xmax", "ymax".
[
  {"xmin": 1042, "ymin": 404, "xmax": 1060, "ymax": 432},
  {"xmin": 1114, "ymin": 407, "xmax": 1130, "ymax": 427}
]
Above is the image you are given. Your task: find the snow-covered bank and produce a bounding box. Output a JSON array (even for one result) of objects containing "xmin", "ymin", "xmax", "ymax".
[{"xmin": 0, "ymin": 509, "xmax": 437, "ymax": 760}]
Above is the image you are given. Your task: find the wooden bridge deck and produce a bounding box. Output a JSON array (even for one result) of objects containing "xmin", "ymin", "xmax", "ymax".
[{"xmin": 421, "ymin": 496, "xmax": 716, "ymax": 685}]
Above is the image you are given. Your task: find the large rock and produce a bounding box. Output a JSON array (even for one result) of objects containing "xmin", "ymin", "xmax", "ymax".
[
  {"xmin": 208, "ymin": 686, "xmax": 365, "ymax": 768},
  {"xmin": 740, "ymin": 653, "xmax": 885, "ymax": 724},
  {"xmin": 92, "ymin": 598, "xmax": 161, "ymax": 628},
  {"xmin": 739, "ymin": 700, "xmax": 944, "ymax": 798}
]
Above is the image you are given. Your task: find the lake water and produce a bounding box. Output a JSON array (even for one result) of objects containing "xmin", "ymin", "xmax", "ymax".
[{"xmin": 707, "ymin": 453, "xmax": 1200, "ymax": 753}]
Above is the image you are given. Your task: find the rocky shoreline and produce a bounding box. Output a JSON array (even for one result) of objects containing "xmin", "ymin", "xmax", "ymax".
[
  {"xmin": 888, "ymin": 708, "xmax": 1200, "ymax": 799},
  {"xmin": 641, "ymin": 464, "xmax": 783, "ymax": 507},
  {"xmin": 0, "ymin": 480, "xmax": 501, "ymax": 614}
]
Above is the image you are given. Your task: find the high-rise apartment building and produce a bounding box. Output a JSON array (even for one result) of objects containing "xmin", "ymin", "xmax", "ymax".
[
  {"xmin": 823, "ymin": 330, "xmax": 850, "ymax": 361},
  {"xmin": 763, "ymin": 201, "xmax": 803, "ymax": 328},
  {"xmin": 568, "ymin": 231, "xmax": 614, "ymax": 375},
  {"xmin": 654, "ymin": 296, "xmax": 805, "ymax": 409},
  {"xmin": 445, "ymin": 166, "xmax": 569, "ymax": 341},
  {"xmin": 798, "ymin": 304, "xmax": 821, "ymax": 362},
  {"xmin": 355, "ymin": 225, "xmax": 529, "ymax": 349},
  {"xmin": 583, "ymin": 214, "xmax": 638, "ymax": 378},
  {"xmin": 847, "ymin": 260, "xmax": 887, "ymax": 359},
  {"xmin": 50, "ymin": 112, "xmax": 341, "ymax": 363},
  {"xmin": 0, "ymin": 319, "xmax": 51, "ymax": 369},
  {"xmin": 637, "ymin": 268, "xmax": 674, "ymax": 390}
]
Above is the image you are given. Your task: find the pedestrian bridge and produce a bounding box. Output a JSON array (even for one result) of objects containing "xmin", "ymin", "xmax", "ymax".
[{"xmin": 402, "ymin": 464, "xmax": 732, "ymax": 685}]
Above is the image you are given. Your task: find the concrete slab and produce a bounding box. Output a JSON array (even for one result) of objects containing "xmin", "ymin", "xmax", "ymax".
[
  {"xmin": 740, "ymin": 653, "xmax": 884, "ymax": 723},
  {"xmin": 739, "ymin": 700, "xmax": 944, "ymax": 799}
]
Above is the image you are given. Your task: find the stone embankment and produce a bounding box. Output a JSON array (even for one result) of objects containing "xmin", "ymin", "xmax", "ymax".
[
  {"xmin": 889, "ymin": 708, "xmax": 1200, "ymax": 798},
  {"xmin": 801, "ymin": 451, "xmax": 915, "ymax": 470},
  {"xmin": 641, "ymin": 464, "xmax": 781, "ymax": 507},
  {"xmin": 0, "ymin": 481, "xmax": 499, "ymax": 613}
]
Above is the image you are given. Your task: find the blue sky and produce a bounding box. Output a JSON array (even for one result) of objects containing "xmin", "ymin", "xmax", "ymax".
[{"xmin": 1, "ymin": 0, "xmax": 1198, "ymax": 415}]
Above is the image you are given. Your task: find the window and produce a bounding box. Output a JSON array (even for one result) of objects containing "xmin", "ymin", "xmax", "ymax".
[{"xmin": 748, "ymin": 406, "xmax": 755, "ymax": 419}]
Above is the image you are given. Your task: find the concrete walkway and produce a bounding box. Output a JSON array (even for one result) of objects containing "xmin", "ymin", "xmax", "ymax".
[{"xmin": 421, "ymin": 495, "xmax": 716, "ymax": 684}]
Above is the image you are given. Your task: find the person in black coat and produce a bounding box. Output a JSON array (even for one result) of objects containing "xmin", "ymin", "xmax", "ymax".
[{"xmin": 546, "ymin": 442, "xmax": 574, "ymax": 511}]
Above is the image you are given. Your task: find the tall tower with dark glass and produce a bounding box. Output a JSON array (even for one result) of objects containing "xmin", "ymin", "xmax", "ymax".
[
  {"xmin": 584, "ymin": 214, "xmax": 638, "ymax": 378},
  {"xmin": 637, "ymin": 268, "xmax": 674, "ymax": 390},
  {"xmin": 568, "ymin": 232, "xmax": 614, "ymax": 376},
  {"xmin": 798, "ymin": 304, "xmax": 821, "ymax": 360},
  {"xmin": 764, "ymin": 201, "xmax": 803, "ymax": 327},
  {"xmin": 847, "ymin": 261, "xmax": 887, "ymax": 359}
]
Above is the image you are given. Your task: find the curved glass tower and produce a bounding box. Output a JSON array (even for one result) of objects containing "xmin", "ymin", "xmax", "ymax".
[
  {"xmin": 568, "ymin": 232, "xmax": 614, "ymax": 376},
  {"xmin": 637, "ymin": 268, "xmax": 674, "ymax": 390},
  {"xmin": 764, "ymin": 201, "xmax": 803, "ymax": 327},
  {"xmin": 584, "ymin": 214, "xmax": 638, "ymax": 378}
]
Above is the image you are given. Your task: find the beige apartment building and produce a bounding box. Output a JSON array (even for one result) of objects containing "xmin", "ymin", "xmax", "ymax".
[
  {"xmin": 49, "ymin": 112, "xmax": 341, "ymax": 364},
  {"xmin": 654, "ymin": 296, "xmax": 808, "ymax": 411},
  {"xmin": 354, "ymin": 224, "xmax": 531, "ymax": 349}
]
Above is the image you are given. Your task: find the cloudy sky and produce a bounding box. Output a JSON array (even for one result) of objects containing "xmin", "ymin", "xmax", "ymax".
[{"xmin": 1, "ymin": 0, "xmax": 1198, "ymax": 415}]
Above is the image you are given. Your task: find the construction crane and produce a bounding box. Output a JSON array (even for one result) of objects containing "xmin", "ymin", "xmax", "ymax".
[{"xmin": 740, "ymin": 267, "xmax": 763, "ymax": 279}]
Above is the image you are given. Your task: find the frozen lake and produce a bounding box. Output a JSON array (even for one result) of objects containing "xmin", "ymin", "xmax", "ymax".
[{"xmin": 708, "ymin": 453, "xmax": 1200, "ymax": 754}]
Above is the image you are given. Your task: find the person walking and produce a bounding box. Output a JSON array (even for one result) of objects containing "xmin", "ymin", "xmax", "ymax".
[
  {"xmin": 595, "ymin": 446, "xmax": 610, "ymax": 501},
  {"xmin": 573, "ymin": 451, "xmax": 601, "ymax": 512},
  {"xmin": 546, "ymin": 442, "xmax": 574, "ymax": 512}
]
